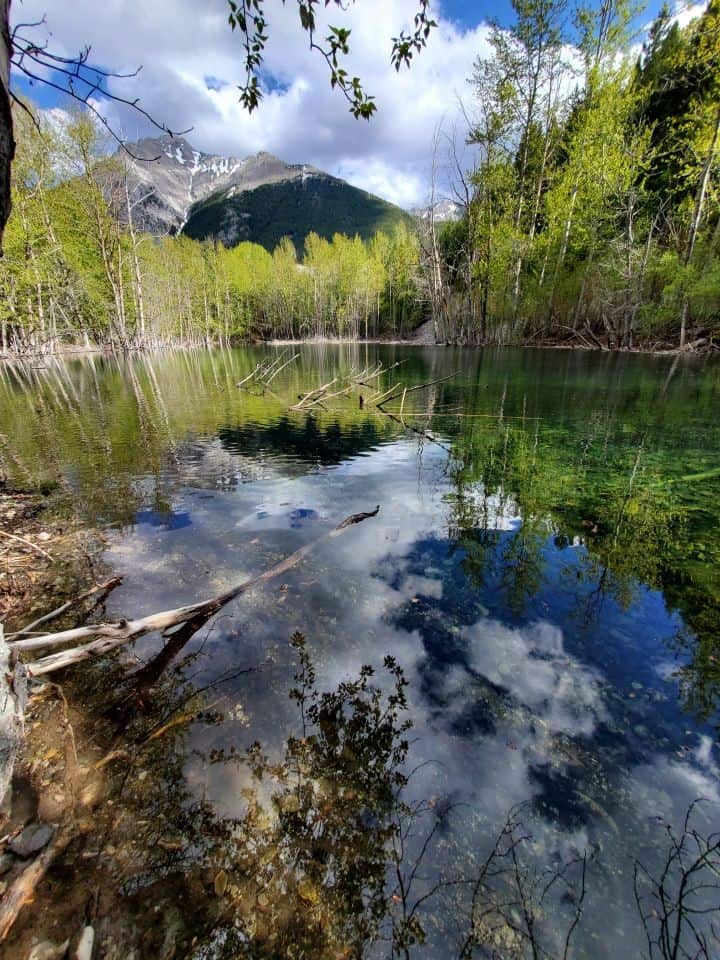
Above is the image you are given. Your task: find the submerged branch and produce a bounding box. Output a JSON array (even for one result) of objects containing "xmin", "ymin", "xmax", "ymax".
[
  {"xmin": 0, "ymin": 528, "xmax": 52, "ymax": 560},
  {"xmin": 10, "ymin": 507, "xmax": 380, "ymax": 675},
  {"xmin": 8, "ymin": 577, "xmax": 124, "ymax": 638}
]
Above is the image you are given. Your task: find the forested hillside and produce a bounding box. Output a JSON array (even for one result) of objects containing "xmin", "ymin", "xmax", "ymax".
[
  {"xmin": 0, "ymin": 110, "xmax": 423, "ymax": 351},
  {"xmin": 183, "ymin": 175, "xmax": 414, "ymax": 251},
  {"xmin": 432, "ymin": 0, "xmax": 720, "ymax": 350}
]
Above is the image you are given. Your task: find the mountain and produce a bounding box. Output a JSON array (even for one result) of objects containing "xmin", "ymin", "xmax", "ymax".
[
  {"xmin": 183, "ymin": 174, "xmax": 413, "ymax": 251},
  {"xmin": 120, "ymin": 136, "xmax": 414, "ymax": 249},
  {"xmin": 410, "ymin": 198, "xmax": 464, "ymax": 223}
]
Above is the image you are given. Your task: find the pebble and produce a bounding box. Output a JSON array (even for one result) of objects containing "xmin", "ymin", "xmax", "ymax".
[
  {"xmin": 0, "ymin": 851, "xmax": 15, "ymax": 875},
  {"xmin": 9, "ymin": 822, "xmax": 54, "ymax": 858},
  {"xmin": 75, "ymin": 927, "xmax": 94, "ymax": 960}
]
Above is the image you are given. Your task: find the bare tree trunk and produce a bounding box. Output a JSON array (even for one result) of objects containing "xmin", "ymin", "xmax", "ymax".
[
  {"xmin": 680, "ymin": 100, "xmax": 720, "ymax": 348},
  {"xmin": 124, "ymin": 168, "xmax": 146, "ymax": 342},
  {"xmin": 1, "ymin": 625, "xmax": 26, "ymax": 806},
  {"xmin": 0, "ymin": 0, "xmax": 13, "ymax": 248},
  {"xmin": 547, "ymin": 183, "xmax": 578, "ymax": 323}
]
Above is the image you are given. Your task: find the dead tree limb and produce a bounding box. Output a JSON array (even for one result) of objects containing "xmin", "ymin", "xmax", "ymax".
[
  {"xmin": 375, "ymin": 407, "xmax": 450, "ymax": 453},
  {"xmin": 11, "ymin": 507, "xmax": 380, "ymax": 675},
  {"xmin": 300, "ymin": 384, "xmax": 356, "ymax": 409},
  {"xmin": 262, "ymin": 352, "xmax": 299, "ymax": 386},
  {"xmin": 379, "ymin": 371, "xmax": 459, "ymax": 402},
  {"xmin": 365, "ymin": 383, "xmax": 403, "ymax": 407},
  {"xmin": 0, "ymin": 625, "xmax": 27, "ymax": 805},
  {"xmin": 7, "ymin": 577, "xmax": 123, "ymax": 639},
  {"xmin": 352, "ymin": 360, "xmax": 407, "ymax": 386},
  {"xmin": 0, "ymin": 528, "xmax": 52, "ymax": 560},
  {"xmin": 634, "ymin": 799, "xmax": 720, "ymax": 960},
  {"xmin": 290, "ymin": 375, "xmax": 341, "ymax": 409},
  {"xmin": 236, "ymin": 363, "xmax": 265, "ymax": 388}
]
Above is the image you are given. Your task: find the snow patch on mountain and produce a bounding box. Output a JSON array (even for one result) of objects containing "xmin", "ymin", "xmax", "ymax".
[{"xmin": 120, "ymin": 135, "xmax": 324, "ymax": 235}]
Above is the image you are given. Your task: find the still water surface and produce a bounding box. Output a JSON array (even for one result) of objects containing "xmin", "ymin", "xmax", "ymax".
[{"xmin": 1, "ymin": 345, "xmax": 719, "ymax": 958}]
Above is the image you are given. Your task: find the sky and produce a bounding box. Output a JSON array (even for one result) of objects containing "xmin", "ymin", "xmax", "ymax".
[{"xmin": 9, "ymin": 0, "xmax": 704, "ymax": 209}]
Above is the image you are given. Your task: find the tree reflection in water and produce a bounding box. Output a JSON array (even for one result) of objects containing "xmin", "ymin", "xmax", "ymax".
[
  {"xmin": 54, "ymin": 630, "xmax": 598, "ymax": 960},
  {"xmin": 6, "ymin": 616, "xmax": 719, "ymax": 959}
]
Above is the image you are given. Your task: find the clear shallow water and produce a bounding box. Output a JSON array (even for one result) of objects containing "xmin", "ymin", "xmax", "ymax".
[{"xmin": 1, "ymin": 345, "xmax": 719, "ymax": 957}]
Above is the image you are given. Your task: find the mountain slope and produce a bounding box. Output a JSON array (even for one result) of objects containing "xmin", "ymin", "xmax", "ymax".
[
  {"xmin": 183, "ymin": 174, "xmax": 414, "ymax": 250},
  {"xmin": 410, "ymin": 199, "xmax": 464, "ymax": 222},
  {"xmin": 120, "ymin": 136, "xmax": 414, "ymax": 249},
  {"xmin": 121, "ymin": 136, "xmax": 246, "ymax": 234}
]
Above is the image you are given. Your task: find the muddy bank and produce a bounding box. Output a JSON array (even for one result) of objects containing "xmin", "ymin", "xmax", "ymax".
[
  {"xmin": 0, "ymin": 487, "xmax": 121, "ymax": 958},
  {"xmin": 0, "ymin": 486, "xmax": 219, "ymax": 958}
]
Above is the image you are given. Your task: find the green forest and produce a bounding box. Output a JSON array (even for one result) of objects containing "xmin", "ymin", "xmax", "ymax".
[
  {"xmin": 1, "ymin": 0, "xmax": 719, "ymax": 353},
  {"xmin": 0, "ymin": 109, "xmax": 423, "ymax": 350},
  {"xmin": 436, "ymin": 0, "xmax": 720, "ymax": 349}
]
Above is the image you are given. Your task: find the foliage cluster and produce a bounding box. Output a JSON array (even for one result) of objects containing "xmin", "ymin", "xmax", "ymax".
[{"xmin": 432, "ymin": 0, "xmax": 720, "ymax": 350}]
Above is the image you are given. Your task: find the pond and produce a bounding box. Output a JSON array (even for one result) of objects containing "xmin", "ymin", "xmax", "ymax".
[{"xmin": 1, "ymin": 344, "xmax": 719, "ymax": 958}]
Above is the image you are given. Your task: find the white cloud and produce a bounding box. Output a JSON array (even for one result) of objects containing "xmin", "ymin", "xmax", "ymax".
[
  {"xmin": 11, "ymin": 0, "xmax": 491, "ymax": 207},
  {"xmin": 670, "ymin": 0, "xmax": 706, "ymax": 29},
  {"xmin": 461, "ymin": 618, "xmax": 608, "ymax": 736}
]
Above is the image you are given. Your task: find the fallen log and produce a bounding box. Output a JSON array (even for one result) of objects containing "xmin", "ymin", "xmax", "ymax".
[
  {"xmin": 11, "ymin": 507, "xmax": 380, "ymax": 675},
  {"xmin": 0, "ymin": 625, "xmax": 27, "ymax": 806}
]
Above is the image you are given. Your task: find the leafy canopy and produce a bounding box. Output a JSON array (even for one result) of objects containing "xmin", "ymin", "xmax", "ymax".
[{"xmin": 227, "ymin": 0, "xmax": 437, "ymax": 119}]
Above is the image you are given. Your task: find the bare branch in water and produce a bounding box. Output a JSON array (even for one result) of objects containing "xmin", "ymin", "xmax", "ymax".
[{"xmin": 634, "ymin": 799, "xmax": 720, "ymax": 960}]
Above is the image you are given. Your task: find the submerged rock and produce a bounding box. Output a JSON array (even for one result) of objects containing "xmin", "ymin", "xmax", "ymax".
[{"xmin": 9, "ymin": 821, "xmax": 54, "ymax": 858}]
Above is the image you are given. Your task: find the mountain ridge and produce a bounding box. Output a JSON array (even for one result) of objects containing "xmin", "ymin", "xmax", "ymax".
[{"xmin": 120, "ymin": 136, "xmax": 413, "ymax": 248}]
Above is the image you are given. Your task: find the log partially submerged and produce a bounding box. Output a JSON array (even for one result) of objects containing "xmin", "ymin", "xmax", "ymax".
[
  {"xmin": 9, "ymin": 506, "xmax": 380, "ymax": 676},
  {"xmin": 0, "ymin": 625, "xmax": 27, "ymax": 806}
]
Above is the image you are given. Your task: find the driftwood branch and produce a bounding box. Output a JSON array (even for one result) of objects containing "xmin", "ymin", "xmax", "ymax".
[
  {"xmin": 351, "ymin": 359, "xmax": 407, "ymax": 386},
  {"xmin": 263, "ymin": 352, "xmax": 300, "ymax": 386},
  {"xmin": 377, "ymin": 371, "xmax": 459, "ymax": 406},
  {"xmin": 237, "ymin": 351, "xmax": 300, "ymax": 390},
  {"xmin": 11, "ymin": 507, "xmax": 380, "ymax": 675},
  {"xmin": 0, "ymin": 626, "xmax": 27, "ymax": 805},
  {"xmin": 0, "ymin": 528, "xmax": 52, "ymax": 560},
  {"xmin": 7, "ymin": 577, "xmax": 123, "ymax": 639},
  {"xmin": 289, "ymin": 364, "xmax": 458, "ymax": 415},
  {"xmin": 290, "ymin": 375, "xmax": 340, "ymax": 410}
]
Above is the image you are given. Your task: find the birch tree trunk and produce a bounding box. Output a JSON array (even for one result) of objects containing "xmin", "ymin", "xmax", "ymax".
[
  {"xmin": 0, "ymin": 0, "xmax": 13, "ymax": 248},
  {"xmin": 680, "ymin": 101, "xmax": 720, "ymax": 348}
]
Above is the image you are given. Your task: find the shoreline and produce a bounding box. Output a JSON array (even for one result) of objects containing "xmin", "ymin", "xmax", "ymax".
[{"xmin": 1, "ymin": 337, "xmax": 716, "ymax": 363}]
